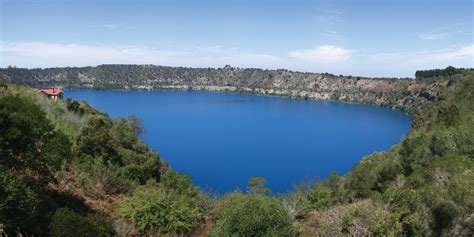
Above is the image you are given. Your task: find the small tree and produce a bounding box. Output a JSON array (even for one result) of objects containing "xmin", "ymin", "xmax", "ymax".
[
  {"xmin": 74, "ymin": 116, "xmax": 119, "ymax": 164},
  {"xmin": 446, "ymin": 66, "xmax": 456, "ymax": 76},
  {"xmin": 127, "ymin": 114, "xmax": 146, "ymax": 138},
  {"xmin": 247, "ymin": 177, "xmax": 271, "ymax": 195}
]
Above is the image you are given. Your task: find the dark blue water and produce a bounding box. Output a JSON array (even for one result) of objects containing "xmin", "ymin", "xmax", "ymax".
[{"xmin": 66, "ymin": 90, "xmax": 411, "ymax": 193}]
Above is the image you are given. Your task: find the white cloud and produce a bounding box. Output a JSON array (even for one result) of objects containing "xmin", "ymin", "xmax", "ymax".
[
  {"xmin": 0, "ymin": 41, "xmax": 472, "ymax": 77},
  {"xmin": 361, "ymin": 45, "xmax": 474, "ymax": 77},
  {"xmin": 0, "ymin": 41, "xmax": 186, "ymax": 67},
  {"xmin": 196, "ymin": 45, "xmax": 239, "ymax": 55},
  {"xmin": 314, "ymin": 9, "xmax": 343, "ymax": 26},
  {"xmin": 367, "ymin": 45, "xmax": 474, "ymax": 64},
  {"xmin": 90, "ymin": 24, "xmax": 136, "ymax": 30},
  {"xmin": 314, "ymin": 9, "xmax": 346, "ymax": 42},
  {"xmin": 429, "ymin": 45, "xmax": 474, "ymax": 61},
  {"xmin": 0, "ymin": 41, "xmax": 282, "ymax": 69},
  {"xmin": 320, "ymin": 31, "xmax": 343, "ymax": 42},
  {"xmin": 418, "ymin": 23, "xmax": 471, "ymax": 40},
  {"xmin": 418, "ymin": 31, "xmax": 466, "ymax": 40},
  {"xmin": 288, "ymin": 45, "xmax": 352, "ymax": 63}
]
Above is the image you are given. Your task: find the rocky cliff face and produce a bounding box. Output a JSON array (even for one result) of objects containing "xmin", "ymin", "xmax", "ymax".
[{"xmin": 0, "ymin": 65, "xmax": 446, "ymax": 122}]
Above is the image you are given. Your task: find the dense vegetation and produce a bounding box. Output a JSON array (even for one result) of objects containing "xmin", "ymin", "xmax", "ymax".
[
  {"xmin": 415, "ymin": 66, "xmax": 470, "ymax": 80},
  {"xmin": 0, "ymin": 67, "xmax": 473, "ymax": 236}
]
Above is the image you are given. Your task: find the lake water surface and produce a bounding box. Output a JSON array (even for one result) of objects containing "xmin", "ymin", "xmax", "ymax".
[{"xmin": 66, "ymin": 90, "xmax": 411, "ymax": 193}]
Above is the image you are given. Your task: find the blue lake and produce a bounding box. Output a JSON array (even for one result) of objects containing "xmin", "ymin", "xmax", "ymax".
[{"xmin": 66, "ymin": 90, "xmax": 411, "ymax": 193}]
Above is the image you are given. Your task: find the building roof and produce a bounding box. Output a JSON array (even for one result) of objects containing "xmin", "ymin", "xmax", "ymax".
[{"xmin": 37, "ymin": 88, "xmax": 63, "ymax": 96}]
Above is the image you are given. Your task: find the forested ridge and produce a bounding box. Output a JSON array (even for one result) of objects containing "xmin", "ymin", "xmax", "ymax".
[{"xmin": 0, "ymin": 67, "xmax": 473, "ymax": 236}]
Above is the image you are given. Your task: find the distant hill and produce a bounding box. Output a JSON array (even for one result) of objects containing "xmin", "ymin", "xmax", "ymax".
[{"xmin": 2, "ymin": 65, "xmax": 468, "ymax": 127}]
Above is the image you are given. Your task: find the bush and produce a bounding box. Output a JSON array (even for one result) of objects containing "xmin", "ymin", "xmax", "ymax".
[
  {"xmin": 384, "ymin": 156, "xmax": 474, "ymax": 236},
  {"xmin": 118, "ymin": 148, "xmax": 161, "ymax": 184},
  {"xmin": 0, "ymin": 94, "xmax": 71, "ymax": 184},
  {"xmin": 280, "ymin": 182, "xmax": 313, "ymax": 220},
  {"xmin": 302, "ymin": 200, "xmax": 403, "ymax": 236},
  {"xmin": 210, "ymin": 193, "xmax": 295, "ymax": 237},
  {"xmin": 345, "ymin": 152, "xmax": 401, "ymax": 199},
  {"xmin": 118, "ymin": 186, "xmax": 203, "ymax": 234},
  {"xmin": 49, "ymin": 208, "xmax": 113, "ymax": 237},
  {"xmin": 307, "ymin": 185, "xmax": 333, "ymax": 211},
  {"xmin": 437, "ymin": 105, "xmax": 461, "ymax": 127},
  {"xmin": 0, "ymin": 169, "xmax": 42, "ymax": 234},
  {"xmin": 74, "ymin": 115, "xmax": 119, "ymax": 164},
  {"xmin": 160, "ymin": 170, "xmax": 198, "ymax": 197},
  {"xmin": 75, "ymin": 157, "xmax": 137, "ymax": 196}
]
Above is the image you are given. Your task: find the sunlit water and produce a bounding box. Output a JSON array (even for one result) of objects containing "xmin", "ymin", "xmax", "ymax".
[{"xmin": 66, "ymin": 90, "xmax": 411, "ymax": 193}]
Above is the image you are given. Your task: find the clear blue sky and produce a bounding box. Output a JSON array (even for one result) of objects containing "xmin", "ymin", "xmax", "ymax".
[{"xmin": 1, "ymin": 0, "xmax": 473, "ymax": 77}]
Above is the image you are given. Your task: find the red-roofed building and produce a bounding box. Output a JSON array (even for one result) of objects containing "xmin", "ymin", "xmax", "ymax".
[{"xmin": 36, "ymin": 88, "xmax": 64, "ymax": 101}]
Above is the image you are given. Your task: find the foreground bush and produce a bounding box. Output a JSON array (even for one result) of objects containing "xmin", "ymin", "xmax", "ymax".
[
  {"xmin": 118, "ymin": 186, "xmax": 203, "ymax": 234},
  {"xmin": 49, "ymin": 208, "xmax": 113, "ymax": 237},
  {"xmin": 211, "ymin": 193, "xmax": 295, "ymax": 237},
  {"xmin": 0, "ymin": 169, "xmax": 42, "ymax": 234},
  {"xmin": 302, "ymin": 200, "xmax": 403, "ymax": 236},
  {"xmin": 384, "ymin": 156, "xmax": 474, "ymax": 236}
]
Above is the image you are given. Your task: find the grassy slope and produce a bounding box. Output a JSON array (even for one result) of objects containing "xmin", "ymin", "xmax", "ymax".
[
  {"xmin": 299, "ymin": 70, "xmax": 474, "ymax": 236},
  {"xmin": 0, "ymin": 69, "xmax": 472, "ymax": 236}
]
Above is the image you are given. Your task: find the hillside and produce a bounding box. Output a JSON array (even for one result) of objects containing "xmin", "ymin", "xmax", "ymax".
[
  {"xmin": 0, "ymin": 65, "xmax": 461, "ymax": 127},
  {"xmin": 0, "ymin": 67, "xmax": 473, "ymax": 236}
]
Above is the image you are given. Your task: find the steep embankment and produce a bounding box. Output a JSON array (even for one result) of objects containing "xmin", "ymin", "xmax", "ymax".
[{"xmin": 0, "ymin": 64, "xmax": 449, "ymax": 126}]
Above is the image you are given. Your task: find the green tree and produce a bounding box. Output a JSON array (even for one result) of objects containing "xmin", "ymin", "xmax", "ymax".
[
  {"xmin": 74, "ymin": 116, "xmax": 119, "ymax": 164},
  {"xmin": 0, "ymin": 94, "xmax": 71, "ymax": 184},
  {"xmin": 247, "ymin": 177, "xmax": 272, "ymax": 195},
  {"xmin": 127, "ymin": 114, "xmax": 145, "ymax": 138},
  {"xmin": 446, "ymin": 66, "xmax": 456, "ymax": 76},
  {"xmin": 110, "ymin": 118, "xmax": 137, "ymax": 149}
]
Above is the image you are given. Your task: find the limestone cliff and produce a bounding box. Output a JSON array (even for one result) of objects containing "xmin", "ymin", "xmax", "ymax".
[{"xmin": 0, "ymin": 64, "xmax": 450, "ymax": 126}]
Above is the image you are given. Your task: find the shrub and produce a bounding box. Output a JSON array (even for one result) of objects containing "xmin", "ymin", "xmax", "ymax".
[
  {"xmin": 76, "ymin": 157, "xmax": 136, "ymax": 196},
  {"xmin": 341, "ymin": 201, "xmax": 403, "ymax": 236},
  {"xmin": 49, "ymin": 208, "xmax": 113, "ymax": 237},
  {"xmin": 307, "ymin": 185, "xmax": 333, "ymax": 211},
  {"xmin": 0, "ymin": 94, "xmax": 71, "ymax": 184},
  {"xmin": 118, "ymin": 187, "xmax": 203, "ymax": 234},
  {"xmin": 160, "ymin": 170, "xmax": 198, "ymax": 197},
  {"xmin": 280, "ymin": 182, "xmax": 312, "ymax": 220},
  {"xmin": 302, "ymin": 200, "xmax": 403, "ymax": 236},
  {"xmin": 437, "ymin": 105, "xmax": 461, "ymax": 127},
  {"xmin": 345, "ymin": 152, "xmax": 401, "ymax": 199},
  {"xmin": 118, "ymin": 148, "xmax": 161, "ymax": 184},
  {"xmin": 0, "ymin": 169, "xmax": 42, "ymax": 234},
  {"xmin": 210, "ymin": 193, "xmax": 295, "ymax": 237},
  {"xmin": 400, "ymin": 134, "xmax": 431, "ymax": 174},
  {"xmin": 384, "ymin": 156, "xmax": 474, "ymax": 236},
  {"xmin": 74, "ymin": 115, "xmax": 119, "ymax": 164}
]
